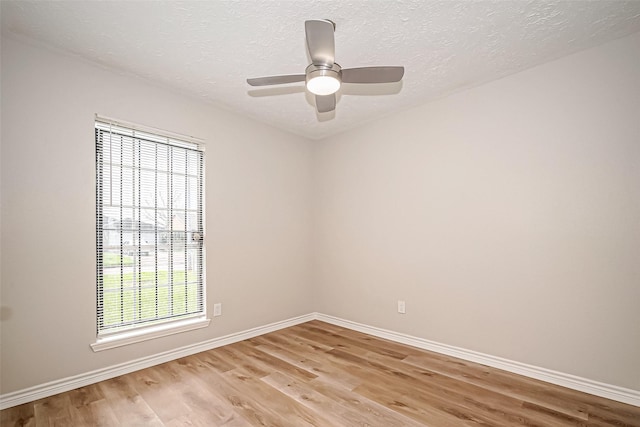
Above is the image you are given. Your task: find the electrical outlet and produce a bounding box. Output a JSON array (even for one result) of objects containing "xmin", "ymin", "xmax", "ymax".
[
  {"xmin": 213, "ymin": 303, "xmax": 222, "ymax": 317},
  {"xmin": 398, "ymin": 300, "xmax": 406, "ymax": 314}
]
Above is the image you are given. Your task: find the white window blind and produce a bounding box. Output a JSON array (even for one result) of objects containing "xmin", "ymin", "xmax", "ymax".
[{"xmin": 96, "ymin": 118, "xmax": 205, "ymax": 335}]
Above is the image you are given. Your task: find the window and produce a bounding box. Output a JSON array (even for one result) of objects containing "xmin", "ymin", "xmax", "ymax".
[{"xmin": 93, "ymin": 117, "xmax": 208, "ymax": 351}]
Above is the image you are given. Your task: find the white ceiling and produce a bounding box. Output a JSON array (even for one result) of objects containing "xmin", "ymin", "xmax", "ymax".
[{"xmin": 3, "ymin": 1, "xmax": 640, "ymax": 140}]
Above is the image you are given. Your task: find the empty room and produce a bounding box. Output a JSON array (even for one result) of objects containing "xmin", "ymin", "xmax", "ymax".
[{"xmin": 1, "ymin": 1, "xmax": 639, "ymax": 426}]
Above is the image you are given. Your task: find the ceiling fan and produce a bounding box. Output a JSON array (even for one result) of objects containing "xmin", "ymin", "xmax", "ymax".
[{"xmin": 246, "ymin": 19, "xmax": 405, "ymax": 113}]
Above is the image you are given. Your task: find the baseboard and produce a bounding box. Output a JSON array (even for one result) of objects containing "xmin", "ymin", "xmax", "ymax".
[
  {"xmin": 315, "ymin": 313, "xmax": 640, "ymax": 407},
  {"xmin": 3, "ymin": 312, "xmax": 638, "ymax": 410},
  {"xmin": 0, "ymin": 313, "xmax": 315, "ymax": 410}
]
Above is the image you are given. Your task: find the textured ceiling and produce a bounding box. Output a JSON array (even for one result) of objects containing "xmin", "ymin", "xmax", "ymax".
[{"xmin": 3, "ymin": 1, "xmax": 640, "ymax": 140}]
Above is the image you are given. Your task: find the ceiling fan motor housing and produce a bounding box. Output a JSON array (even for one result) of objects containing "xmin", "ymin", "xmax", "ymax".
[{"xmin": 305, "ymin": 63, "xmax": 342, "ymax": 95}]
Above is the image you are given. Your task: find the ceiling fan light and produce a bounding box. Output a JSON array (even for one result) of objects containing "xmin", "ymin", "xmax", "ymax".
[{"xmin": 306, "ymin": 75, "xmax": 341, "ymax": 95}]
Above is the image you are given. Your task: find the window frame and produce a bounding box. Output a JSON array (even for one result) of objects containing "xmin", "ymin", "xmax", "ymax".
[{"xmin": 92, "ymin": 115, "xmax": 209, "ymax": 351}]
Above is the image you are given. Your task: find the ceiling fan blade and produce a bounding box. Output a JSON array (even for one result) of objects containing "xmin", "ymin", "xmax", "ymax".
[
  {"xmin": 246, "ymin": 74, "xmax": 305, "ymax": 86},
  {"xmin": 315, "ymin": 94, "xmax": 336, "ymax": 113},
  {"xmin": 305, "ymin": 20, "xmax": 335, "ymax": 66},
  {"xmin": 341, "ymin": 66, "xmax": 405, "ymax": 84}
]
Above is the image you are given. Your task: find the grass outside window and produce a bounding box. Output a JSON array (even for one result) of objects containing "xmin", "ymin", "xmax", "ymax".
[{"xmin": 101, "ymin": 270, "xmax": 199, "ymax": 329}]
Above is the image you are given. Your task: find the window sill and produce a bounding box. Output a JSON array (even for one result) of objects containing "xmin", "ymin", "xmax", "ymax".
[{"xmin": 91, "ymin": 316, "xmax": 211, "ymax": 352}]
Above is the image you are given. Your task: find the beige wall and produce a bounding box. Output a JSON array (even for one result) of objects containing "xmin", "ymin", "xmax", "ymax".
[
  {"xmin": 2, "ymin": 30, "xmax": 639, "ymax": 396},
  {"xmin": 313, "ymin": 32, "xmax": 640, "ymax": 390},
  {"xmin": 0, "ymin": 37, "xmax": 314, "ymax": 394}
]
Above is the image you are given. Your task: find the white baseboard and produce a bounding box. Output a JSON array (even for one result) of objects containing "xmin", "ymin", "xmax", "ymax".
[
  {"xmin": 315, "ymin": 313, "xmax": 640, "ymax": 407},
  {"xmin": 0, "ymin": 313, "xmax": 314, "ymax": 410},
  {"xmin": 2, "ymin": 312, "xmax": 638, "ymax": 410}
]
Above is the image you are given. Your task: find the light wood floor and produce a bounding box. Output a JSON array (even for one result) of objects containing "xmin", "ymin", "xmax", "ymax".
[{"xmin": 2, "ymin": 320, "xmax": 639, "ymax": 426}]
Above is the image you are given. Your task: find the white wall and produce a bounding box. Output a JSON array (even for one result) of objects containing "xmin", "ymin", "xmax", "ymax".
[
  {"xmin": 313, "ymin": 32, "xmax": 640, "ymax": 390},
  {"xmin": 0, "ymin": 36, "xmax": 314, "ymax": 394}
]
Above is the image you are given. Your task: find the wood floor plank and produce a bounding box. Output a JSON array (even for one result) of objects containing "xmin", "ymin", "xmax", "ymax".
[
  {"xmin": 231, "ymin": 340, "xmax": 319, "ymax": 383},
  {"xmin": 195, "ymin": 348, "xmax": 236, "ymax": 373},
  {"xmin": 298, "ymin": 323, "xmax": 412, "ymax": 360},
  {"xmin": 360, "ymin": 349, "xmax": 588, "ymax": 426},
  {"xmin": 586, "ymin": 402, "xmax": 640, "ymax": 427},
  {"xmin": 33, "ymin": 394, "xmax": 72, "ymax": 427},
  {"xmin": 67, "ymin": 399, "xmax": 120, "ymax": 427},
  {"xmin": 254, "ymin": 332, "xmax": 372, "ymax": 390},
  {"xmin": 66, "ymin": 384, "xmax": 105, "ymax": 409},
  {"xmin": 324, "ymin": 348, "xmax": 503, "ymax": 426},
  {"xmin": 208, "ymin": 345, "xmax": 271, "ymax": 378},
  {"xmin": 184, "ymin": 368, "xmax": 283, "ymax": 427},
  {"xmin": 2, "ymin": 321, "xmax": 639, "ymax": 426},
  {"xmin": 174, "ymin": 352, "xmax": 315, "ymax": 426},
  {"xmin": 309, "ymin": 374, "xmax": 441, "ymax": 427},
  {"xmin": 168, "ymin": 356, "xmax": 254, "ymax": 426},
  {"xmin": 0, "ymin": 402, "xmax": 35, "ymax": 427},
  {"xmin": 97, "ymin": 375, "xmax": 163, "ymax": 427},
  {"xmin": 225, "ymin": 368, "xmax": 333, "ymax": 426},
  {"xmin": 268, "ymin": 329, "xmax": 335, "ymax": 353},
  {"xmin": 218, "ymin": 368, "xmax": 325, "ymax": 427},
  {"xmin": 330, "ymin": 324, "xmax": 428, "ymax": 357},
  {"xmin": 128, "ymin": 367, "xmax": 193, "ymax": 423},
  {"xmin": 252, "ymin": 340, "xmax": 362, "ymax": 390},
  {"xmin": 263, "ymin": 370, "xmax": 425, "ymax": 427},
  {"xmin": 403, "ymin": 352, "xmax": 591, "ymax": 420},
  {"xmin": 354, "ymin": 380, "xmax": 487, "ymax": 426}
]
